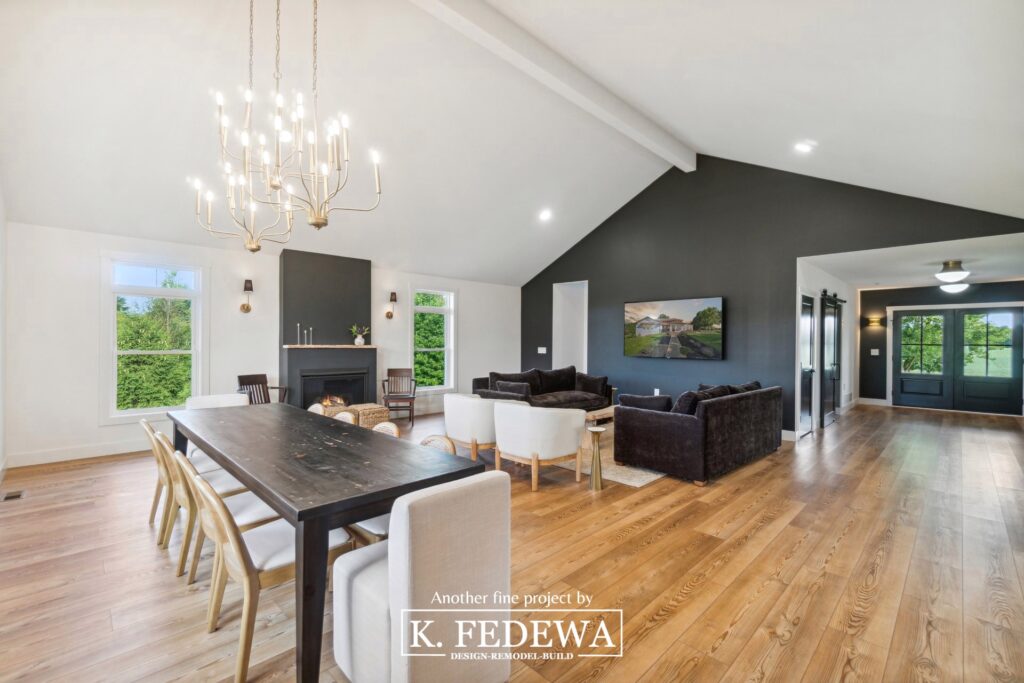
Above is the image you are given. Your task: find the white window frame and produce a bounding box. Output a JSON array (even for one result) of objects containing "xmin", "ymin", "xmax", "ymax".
[
  {"xmin": 99, "ymin": 253, "xmax": 210, "ymax": 425},
  {"xmin": 411, "ymin": 288, "xmax": 456, "ymax": 393}
]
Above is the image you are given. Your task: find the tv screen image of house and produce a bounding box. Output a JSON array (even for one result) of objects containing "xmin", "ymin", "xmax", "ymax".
[{"xmin": 624, "ymin": 297, "xmax": 724, "ymax": 360}]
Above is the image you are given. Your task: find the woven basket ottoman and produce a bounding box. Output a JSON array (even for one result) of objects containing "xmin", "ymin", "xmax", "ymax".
[{"xmin": 337, "ymin": 403, "xmax": 390, "ymax": 429}]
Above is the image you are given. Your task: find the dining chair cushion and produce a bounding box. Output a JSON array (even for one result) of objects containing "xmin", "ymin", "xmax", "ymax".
[
  {"xmin": 332, "ymin": 541, "xmax": 390, "ymax": 683},
  {"xmin": 242, "ymin": 518, "xmax": 352, "ymax": 573},
  {"xmin": 187, "ymin": 448, "xmax": 222, "ymax": 474},
  {"xmin": 198, "ymin": 468, "xmax": 247, "ymax": 496},
  {"xmin": 185, "ymin": 393, "xmax": 250, "ymax": 409},
  {"xmin": 352, "ymin": 514, "xmax": 390, "ymax": 539},
  {"xmin": 224, "ymin": 491, "xmax": 280, "ymax": 529}
]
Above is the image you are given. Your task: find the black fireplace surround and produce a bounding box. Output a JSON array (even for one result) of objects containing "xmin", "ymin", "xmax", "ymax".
[{"xmin": 281, "ymin": 347, "xmax": 378, "ymax": 409}]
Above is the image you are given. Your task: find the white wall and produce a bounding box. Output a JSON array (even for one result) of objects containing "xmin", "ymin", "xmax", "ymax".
[
  {"xmin": 552, "ymin": 281, "xmax": 588, "ymax": 371},
  {"xmin": 0, "ymin": 187, "xmax": 7, "ymax": 480},
  {"xmin": 3, "ymin": 225, "xmax": 523, "ymax": 466},
  {"xmin": 5, "ymin": 223, "xmax": 280, "ymax": 467},
  {"xmin": 371, "ymin": 267, "xmax": 520, "ymax": 415},
  {"xmin": 795, "ymin": 259, "xmax": 858, "ymax": 427}
]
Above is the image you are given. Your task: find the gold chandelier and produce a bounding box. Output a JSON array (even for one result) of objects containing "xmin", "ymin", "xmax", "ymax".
[{"xmin": 190, "ymin": 0, "xmax": 383, "ymax": 252}]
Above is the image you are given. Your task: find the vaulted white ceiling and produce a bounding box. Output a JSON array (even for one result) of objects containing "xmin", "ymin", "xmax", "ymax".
[
  {"xmin": 1, "ymin": 0, "xmax": 1021, "ymax": 286},
  {"xmin": 0, "ymin": 0, "xmax": 668, "ymax": 285},
  {"xmin": 487, "ymin": 0, "xmax": 1024, "ymax": 221}
]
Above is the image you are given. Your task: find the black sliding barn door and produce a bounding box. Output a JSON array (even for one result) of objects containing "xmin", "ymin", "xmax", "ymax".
[{"xmin": 820, "ymin": 294, "xmax": 842, "ymax": 427}]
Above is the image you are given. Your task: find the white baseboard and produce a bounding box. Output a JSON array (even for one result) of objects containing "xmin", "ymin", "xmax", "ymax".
[
  {"xmin": 838, "ymin": 398, "xmax": 858, "ymax": 414},
  {"xmin": 781, "ymin": 430, "xmax": 796, "ymax": 441},
  {"xmin": 8, "ymin": 436, "xmax": 150, "ymax": 469},
  {"xmin": 857, "ymin": 397, "xmax": 891, "ymax": 407}
]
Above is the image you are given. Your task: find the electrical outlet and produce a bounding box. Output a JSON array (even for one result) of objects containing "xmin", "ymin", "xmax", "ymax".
[
  {"xmin": 537, "ymin": 347, "xmax": 547, "ymax": 354},
  {"xmin": 870, "ymin": 348, "xmax": 880, "ymax": 356},
  {"xmin": 653, "ymin": 388, "xmax": 660, "ymax": 395}
]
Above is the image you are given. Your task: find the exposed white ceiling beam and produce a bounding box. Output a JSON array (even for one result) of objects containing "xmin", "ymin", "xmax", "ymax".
[{"xmin": 407, "ymin": 0, "xmax": 697, "ymax": 172}]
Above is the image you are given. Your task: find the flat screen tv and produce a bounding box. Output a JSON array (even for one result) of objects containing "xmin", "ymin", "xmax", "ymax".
[{"xmin": 624, "ymin": 297, "xmax": 724, "ymax": 360}]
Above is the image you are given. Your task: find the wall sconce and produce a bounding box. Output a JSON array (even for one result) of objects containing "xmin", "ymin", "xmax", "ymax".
[
  {"xmin": 240, "ymin": 279, "xmax": 254, "ymax": 313},
  {"xmin": 866, "ymin": 316, "xmax": 883, "ymax": 327},
  {"xmin": 386, "ymin": 291, "xmax": 397, "ymax": 319}
]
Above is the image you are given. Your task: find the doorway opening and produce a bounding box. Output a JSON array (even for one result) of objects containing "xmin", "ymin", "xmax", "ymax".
[{"xmin": 552, "ymin": 281, "xmax": 588, "ymax": 371}]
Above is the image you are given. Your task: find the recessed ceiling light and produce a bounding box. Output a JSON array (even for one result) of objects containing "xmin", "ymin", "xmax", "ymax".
[
  {"xmin": 940, "ymin": 283, "xmax": 969, "ymax": 293},
  {"xmin": 793, "ymin": 140, "xmax": 818, "ymax": 154},
  {"xmin": 935, "ymin": 259, "xmax": 969, "ymax": 283},
  {"xmin": 538, "ymin": 208, "xmax": 553, "ymax": 222}
]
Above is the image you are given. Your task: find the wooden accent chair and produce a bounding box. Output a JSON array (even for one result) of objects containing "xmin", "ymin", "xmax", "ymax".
[
  {"xmin": 443, "ymin": 393, "xmax": 499, "ymax": 461},
  {"xmin": 494, "ymin": 402, "xmax": 586, "ymax": 491},
  {"xmin": 191, "ymin": 472, "xmax": 354, "ymax": 683},
  {"xmin": 237, "ymin": 374, "xmax": 288, "ymax": 405},
  {"xmin": 333, "ymin": 471, "xmax": 511, "ymax": 683},
  {"xmin": 349, "ymin": 434, "xmax": 457, "ymax": 546},
  {"xmin": 381, "ymin": 368, "xmax": 417, "ymax": 425}
]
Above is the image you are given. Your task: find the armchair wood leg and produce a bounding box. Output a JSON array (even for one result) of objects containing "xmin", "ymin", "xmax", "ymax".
[
  {"xmin": 149, "ymin": 481, "xmax": 164, "ymax": 526},
  {"xmin": 495, "ymin": 448, "xmax": 502, "ymax": 471},
  {"xmin": 236, "ymin": 580, "xmax": 260, "ymax": 683},
  {"xmin": 207, "ymin": 550, "xmax": 227, "ymax": 632},
  {"xmin": 161, "ymin": 502, "xmax": 180, "ymax": 549},
  {"xmin": 470, "ymin": 439, "xmax": 479, "ymax": 462},
  {"xmin": 531, "ymin": 454, "xmax": 540, "ymax": 492},
  {"xmin": 176, "ymin": 506, "xmax": 196, "ymax": 577},
  {"xmin": 693, "ymin": 480, "xmax": 708, "ymax": 487},
  {"xmin": 576, "ymin": 448, "xmax": 582, "ymax": 483},
  {"xmin": 157, "ymin": 496, "xmax": 174, "ymax": 547},
  {"xmin": 188, "ymin": 527, "xmax": 205, "ymax": 585}
]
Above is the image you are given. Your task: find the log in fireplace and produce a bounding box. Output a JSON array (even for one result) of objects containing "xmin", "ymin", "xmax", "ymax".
[{"xmin": 300, "ymin": 369, "xmax": 369, "ymax": 410}]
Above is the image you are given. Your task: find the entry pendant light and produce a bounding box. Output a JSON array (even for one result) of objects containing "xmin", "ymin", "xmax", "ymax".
[
  {"xmin": 940, "ymin": 283, "xmax": 970, "ymax": 294},
  {"xmin": 935, "ymin": 260, "xmax": 969, "ymax": 283}
]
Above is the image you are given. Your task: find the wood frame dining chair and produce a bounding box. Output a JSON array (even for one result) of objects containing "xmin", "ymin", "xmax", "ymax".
[
  {"xmin": 140, "ymin": 419, "xmax": 170, "ymax": 531},
  {"xmin": 237, "ymin": 374, "xmax": 288, "ymax": 405},
  {"xmin": 154, "ymin": 432, "xmax": 247, "ymax": 576},
  {"xmin": 348, "ymin": 434, "xmax": 457, "ymax": 546},
  {"xmin": 191, "ymin": 473, "xmax": 354, "ymax": 683},
  {"xmin": 381, "ymin": 368, "xmax": 417, "ymax": 425}
]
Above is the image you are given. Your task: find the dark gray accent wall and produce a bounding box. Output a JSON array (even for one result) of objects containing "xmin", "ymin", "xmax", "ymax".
[
  {"xmin": 279, "ymin": 249, "xmax": 371, "ymax": 345},
  {"xmin": 521, "ymin": 155, "xmax": 1024, "ymax": 430},
  {"xmin": 859, "ymin": 281, "xmax": 1024, "ymax": 399}
]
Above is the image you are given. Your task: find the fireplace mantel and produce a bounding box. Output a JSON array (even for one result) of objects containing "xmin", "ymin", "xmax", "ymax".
[{"xmin": 282, "ymin": 344, "xmax": 377, "ymax": 349}]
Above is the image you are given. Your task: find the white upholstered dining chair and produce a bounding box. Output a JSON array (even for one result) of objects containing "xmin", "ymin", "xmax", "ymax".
[
  {"xmin": 443, "ymin": 392, "xmax": 499, "ymax": 461},
  {"xmin": 184, "ymin": 393, "xmax": 250, "ymax": 472},
  {"xmin": 333, "ymin": 471, "xmax": 511, "ymax": 683},
  {"xmin": 494, "ymin": 402, "xmax": 586, "ymax": 491}
]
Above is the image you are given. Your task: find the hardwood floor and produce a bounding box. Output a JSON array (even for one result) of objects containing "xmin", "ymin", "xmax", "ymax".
[{"xmin": 0, "ymin": 405, "xmax": 1022, "ymax": 682}]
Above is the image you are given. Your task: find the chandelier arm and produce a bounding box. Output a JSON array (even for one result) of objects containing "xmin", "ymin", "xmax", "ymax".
[
  {"xmin": 327, "ymin": 194, "xmax": 382, "ymax": 215},
  {"xmin": 324, "ymin": 163, "xmax": 352, "ymax": 203},
  {"xmin": 197, "ymin": 216, "xmax": 245, "ymax": 240},
  {"xmin": 254, "ymin": 216, "xmax": 286, "ymax": 241}
]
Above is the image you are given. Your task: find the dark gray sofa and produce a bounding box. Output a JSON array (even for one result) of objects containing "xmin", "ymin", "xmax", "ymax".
[
  {"xmin": 614, "ymin": 383, "xmax": 783, "ymax": 484},
  {"xmin": 471, "ymin": 366, "xmax": 612, "ymax": 411}
]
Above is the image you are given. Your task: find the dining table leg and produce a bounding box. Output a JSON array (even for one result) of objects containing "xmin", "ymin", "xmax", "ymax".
[
  {"xmin": 295, "ymin": 516, "xmax": 329, "ymax": 683},
  {"xmin": 172, "ymin": 424, "xmax": 188, "ymax": 454}
]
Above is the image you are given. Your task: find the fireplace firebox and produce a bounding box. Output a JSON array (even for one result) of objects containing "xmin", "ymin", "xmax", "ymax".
[{"xmin": 300, "ymin": 369, "xmax": 369, "ymax": 409}]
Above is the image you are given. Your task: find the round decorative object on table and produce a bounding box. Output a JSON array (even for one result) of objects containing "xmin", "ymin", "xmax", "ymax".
[{"xmin": 587, "ymin": 426, "xmax": 606, "ymax": 491}]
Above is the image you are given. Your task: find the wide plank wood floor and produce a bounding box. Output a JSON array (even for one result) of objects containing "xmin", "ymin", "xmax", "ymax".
[{"xmin": 0, "ymin": 405, "xmax": 1022, "ymax": 682}]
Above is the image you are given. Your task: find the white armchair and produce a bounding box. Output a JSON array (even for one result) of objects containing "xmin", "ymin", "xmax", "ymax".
[
  {"xmin": 494, "ymin": 402, "xmax": 585, "ymax": 491},
  {"xmin": 443, "ymin": 393, "xmax": 498, "ymax": 461},
  {"xmin": 333, "ymin": 471, "xmax": 511, "ymax": 683}
]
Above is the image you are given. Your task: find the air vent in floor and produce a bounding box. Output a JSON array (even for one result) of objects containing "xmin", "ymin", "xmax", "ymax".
[{"xmin": 1, "ymin": 491, "xmax": 24, "ymax": 501}]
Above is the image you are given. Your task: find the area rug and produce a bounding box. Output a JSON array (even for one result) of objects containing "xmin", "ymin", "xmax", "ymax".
[{"xmin": 554, "ymin": 426, "xmax": 665, "ymax": 488}]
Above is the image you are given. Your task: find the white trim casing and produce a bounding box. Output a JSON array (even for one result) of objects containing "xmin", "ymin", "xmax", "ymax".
[{"xmin": 411, "ymin": 286, "xmax": 457, "ymax": 394}]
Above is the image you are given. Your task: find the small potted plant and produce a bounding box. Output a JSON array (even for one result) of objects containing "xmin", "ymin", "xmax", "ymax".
[{"xmin": 350, "ymin": 324, "xmax": 370, "ymax": 346}]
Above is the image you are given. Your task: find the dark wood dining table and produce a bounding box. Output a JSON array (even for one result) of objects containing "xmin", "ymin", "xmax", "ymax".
[{"xmin": 167, "ymin": 402, "xmax": 485, "ymax": 682}]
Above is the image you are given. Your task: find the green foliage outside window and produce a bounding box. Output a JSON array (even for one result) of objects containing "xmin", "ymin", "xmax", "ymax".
[
  {"xmin": 900, "ymin": 315, "xmax": 943, "ymax": 374},
  {"xmin": 963, "ymin": 312, "xmax": 1012, "ymax": 378},
  {"xmin": 115, "ymin": 270, "xmax": 194, "ymax": 410},
  {"xmin": 413, "ymin": 292, "xmax": 449, "ymax": 387}
]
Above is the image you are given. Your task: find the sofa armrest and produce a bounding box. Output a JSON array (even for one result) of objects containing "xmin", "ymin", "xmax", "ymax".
[
  {"xmin": 614, "ymin": 405, "xmax": 705, "ymax": 481},
  {"xmin": 471, "ymin": 377, "xmax": 490, "ymax": 395},
  {"xmin": 477, "ymin": 389, "xmax": 529, "ymax": 403}
]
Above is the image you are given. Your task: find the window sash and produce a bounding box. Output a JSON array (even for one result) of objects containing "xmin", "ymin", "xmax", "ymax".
[{"xmin": 413, "ymin": 290, "xmax": 454, "ymax": 389}]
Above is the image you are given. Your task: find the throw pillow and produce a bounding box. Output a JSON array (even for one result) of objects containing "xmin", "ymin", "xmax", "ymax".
[
  {"xmin": 575, "ymin": 372, "xmax": 608, "ymax": 397},
  {"xmin": 671, "ymin": 391, "xmax": 700, "ymax": 415},
  {"xmin": 618, "ymin": 394, "xmax": 672, "ymax": 411},
  {"xmin": 738, "ymin": 380, "xmax": 762, "ymax": 392},
  {"xmin": 494, "ymin": 380, "xmax": 532, "ymax": 397},
  {"xmin": 490, "ymin": 369, "xmax": 542, "ymax": 396},
  {"xmin": 538, "ymin": 365, "xmax": 576, "ymax": 394}
]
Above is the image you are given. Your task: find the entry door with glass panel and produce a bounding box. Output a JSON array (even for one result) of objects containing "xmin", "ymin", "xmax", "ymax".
[
  {"xmin": 955, "ymin": 309, "xmax": 1023, "ymax": 415},
  {"xmin": 893, "ymin": 311, "xmax": 954, "ymax": 409}
]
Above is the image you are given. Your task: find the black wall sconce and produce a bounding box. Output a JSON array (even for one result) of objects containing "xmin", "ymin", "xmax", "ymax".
[
  {"xmin": 241, "ymin": 279, "xmax": 254, "ymax": 313},
  {"xmin": 386, "ymin": 291, "xmax": 397, "ymax": 319}
]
